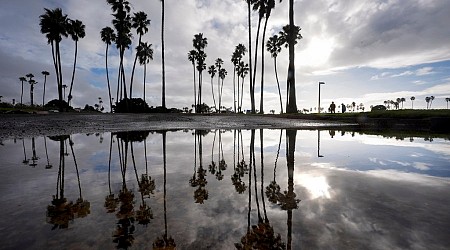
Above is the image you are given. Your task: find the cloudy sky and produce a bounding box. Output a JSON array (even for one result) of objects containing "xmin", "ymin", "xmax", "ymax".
[{"xmin": 1, "ymin": 0, "xmax": 450, "ymax": 112}]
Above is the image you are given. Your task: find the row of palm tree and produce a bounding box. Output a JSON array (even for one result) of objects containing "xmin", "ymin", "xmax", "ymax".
[{"xmin": 18, "ymin": 71, "xmax": 52, "ymax": 107}]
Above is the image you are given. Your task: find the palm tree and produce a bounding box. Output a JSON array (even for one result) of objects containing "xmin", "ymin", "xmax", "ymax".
[
  {"xmin": 159, "ymin": 0, "xmax": 166, "ymax": 109},
  {"xmin": 67, "ymin": 19, "xmax": 86, "ymax": 106},
  {"xmin": 231, "ymin": 44, "xmax": 247, "ymax": 113},
  {"xmin": 259, "ymin": 0, "xmax": 277, "ymax": 114},
  {"xmin": 251, "ymin": 0, "xmax": 266, "ymax": 114},
  {"xmin": 42, "ymin": 71, "xmax": 50, "ymax": 106},
  {"xmin": 19, "ymin": 77, "xmax": 26, "ymax": 105},
  {"xmin": 108, "ymin": 0, "xmax": 132, "ymax": 102},
  {"xmin": 29, "ymin": 79, "xmax": 38, "ymax": 106},
  {"xmin": 278, "ymin": 24, "xmax": 302, "ymax": 113},
  {"xmin": 215, "ymin": 58, "xmax": 224, "ymax": 112},
  {"xmin": 130, "ymin": 11, "xmax": 150, "ymax": 99},
  {"xmin": 207, "ymin": 65, "xmax": 217, "ymax": 111},
  {"xmin": 136, "ymin": 42, "xmax": 154, "ymax": 103},
  {"xmin": 101, "ymin": 26, "xmax": 116, "ymax": 111},
  {"xmin": 430, "ymin": 96, "xmax": 435, "ymax": 109},
  {"xmin": 400, "ymin": 97, "xmax": 406, "ymax": 109},
  {"xmin": 446, "ymin": 98, "xmax": 450, "ymax": 109},
  {"xmin": 193, "ymin": 33, "xmax": 208, "ymax": 113},
  {"xmin": 219, "ymin": 68, "xmax": 227, "ymax": 113},
  {"xmin": 267, "ymin": 34, "xmax": 283, "ymax": 113},
  {"xmin": 39, "ymin": 8, "xmax": 70, "ymax": 111},
  {"xmin": 425, "ymin": 96, "xmax": 431, "ymax": 109},
  {"xmin": 244, "ymin": 0, "xmax": 255, "ymax": 113},
  {"xmin": 188, "ymin": 50, "xmax": 198, "ymax": 110},
  {"xmin": 410, "ymin": 96, "xmax": 415, "ymax": 109},
  {"xmin": 237, "ymin": 61, "xmax": 249, "ymax": 112},
  {"xmin": 396, "ymin": 98, "xmax": 401, "ymax": 110},
  {"xmin": 62, "ymin": 84, "xmax": 68, "ymax": 101}
]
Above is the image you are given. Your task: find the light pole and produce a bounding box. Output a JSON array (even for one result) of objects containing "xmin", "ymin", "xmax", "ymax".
[{"xmin": 318, "ymin": 81, "xmax": 325, "ymax": 113}]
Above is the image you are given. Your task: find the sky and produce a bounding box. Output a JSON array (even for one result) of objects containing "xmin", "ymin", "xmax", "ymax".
[{"xmin": 1, "ymin": 0, "xmax": 450, "ymax": 112}]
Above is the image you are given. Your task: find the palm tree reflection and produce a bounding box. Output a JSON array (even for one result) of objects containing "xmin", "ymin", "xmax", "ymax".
[
  {"xmin": 190, "ymin": 130, "xmax": 209, "ymax": 204},
  {"xmin": 22, "ymin": 138, "xmax": 29, "ymax": 165},
  {"xmin": 231, "ymin": 129, "xmax": 248, "ymax": 194}
]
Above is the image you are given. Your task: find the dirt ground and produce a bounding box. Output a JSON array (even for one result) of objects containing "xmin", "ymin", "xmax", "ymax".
[{"xmin": 0, "ymin": 113, "xmax": 354, "ymax": 139}]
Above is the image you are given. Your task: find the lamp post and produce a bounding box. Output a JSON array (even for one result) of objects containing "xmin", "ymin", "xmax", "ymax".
[{"xmin": 318, "ymin": 81, "xmax": 325, "ymax": 113}]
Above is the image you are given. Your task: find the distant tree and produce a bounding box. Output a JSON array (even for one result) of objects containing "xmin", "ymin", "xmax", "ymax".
[
  {"xmin": 29, "ymin": 79, "xmax": 38, "ymax": 106},
  {"xmin": 446, "ymin": 98, "xmax": 450, "ymax": 109},
  {"xmin": 19, "ymin": 76, "xmax": 27, "ymax": 105},
  {"xmin": 188, "ymin": 50, "xmax": 198, "ymax": 110},
  {"xmin": 42, "ymin": 71, "xmax": 50, "ymax": 106},
  {"xmin": 352, "ymin": 101, "xmax": 356, "ymax": 111},
  {"xmin": 100, "ymin": 26, "xmax": 116, "ymax": 111},
  {"xmin": 400, "ymin": 97, "xmax": 405, "ymax": 109},
  {"xmin": 218, "ymin": 68, "xmax": 227, "ymax": 113},
  {"xmin": 67, "ymin": 19, "xmax": 86, "ymax": 106},
  {"xmin": 62, "ymin": 84, "xmax": 68, "ymax": 101},
  {"xmin": 237, "ymin": 61, "xmax": 249, "ymax": 113},
  {"xmin": 430, "ymin": 96, "xmax": 435, "ymax": 109},
  {"xmin": 425, "ymin": 96, "xmax": 431, "ymax": 109},
  {"xmin": 410, "ymin": 96, "xmax": 415, "ymax": 109},
  {"xmin": 215, "ymin": 58, "xmax": 224, "ymax": 112}
]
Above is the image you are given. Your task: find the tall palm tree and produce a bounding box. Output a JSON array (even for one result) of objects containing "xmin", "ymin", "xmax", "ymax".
[
  {"xmin": 410, "ymin": 96, "xmax": 415, "ymax": 109},
  {"xmin": 130, "ymin": 11, "xmax": 150, "ymax": 99},
  {"xmin": 159, "ymin": 0, "xmax": 166, "ymax": 109},
  {"xmin": 208, "ymin": 65, "xmax": 217, "ymax": 111},
  {"xmin": 29, "ymin": 79, "xmax": 37, "ymax": 106},
  {"xmin": 219, "ymin": 68, "xmax": 227, "ymax": 112},
  {"xmin": 259, "ymin": 0, "xmax": 277, "ymax": 114},
  {"xmin": 101, "ymin": 26, "xmax": 116, "ymax": 111},
  {"xmin": 193, "ymin": 33, "xmax": 208, "ymax": 113},
  {"xmin": 231, "ymin": 44, "xmax": 247, "ymax": 113},
  {"xmin": 267, "ymin": 34, "xmax": 283, "ymax": 113},
  {"xmin": 67, "ymin": 19, "xmax": 86, "ymax": 106},
  {"xmin": 188, "ymin": 50, "xmax": 198, "ymax": 110},
  {"xmin": 215, "ymin": 58, "xmax": 224, "ymax": 112},
  {"xmin": 19, "ymin": 76, "xmax": 27, "ymax": 105},
  {"xmin": 39, "ymin": 8, "xmax": 70, "ymax": 111},
  {"xmin": 42, "ymin": 71, "xmax": 50, "ymax": 106},
  {"xmin": 251, "ymin": 0, "xmax": 265, "ymax": 114},
  {"xmin": 244, "ymin": 0, "xmax": 255, "ymax": 113},
  {"xmin": 136, "ymin": 42, "xmax": 154, "ymax": 103},
  {"xmin": 108, "ymin": 0, "xmax": 132, "ymax": 102},
  {"xmin": 237, "ymin": 61, "xmax": 249, "ymax": 112},
  {"xmin": 278, "ymin": 24, "xmax": 301, "ymax": 111}
]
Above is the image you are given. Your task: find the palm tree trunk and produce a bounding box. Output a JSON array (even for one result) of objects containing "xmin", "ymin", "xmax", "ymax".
[
  {"xmin": 286, "ymin": 0, "xmax": 297, "ymax": 113},
  {"xmin": 161, "ymin": 0, "xmax": 166, "ymax": 108},
  {"xmin": 241, "ymin": 76, "xmax": 245, "ymax": 112},
  {"xmin": 68, "ymin": 40, "xmax": 78, "ymax": 106},
  {"xmin": 30, "ymin": 83, "xmax": 34, "ymax": 106},
  {"xmin": 143, "ymin": 63, "xmax": 147, "ymax": 102},
  {"xmin": 259, "ymin": 17, "xmax": 269, "ymax": 114},
  {"xmin": 247, "ymin": 2, "xmax": 255, "ymax": 114},
  {"xmin": 105, "ymin": 44, "xmax": 113, "ymax": 112},
  {"xmin": 233, "ymin": 67, "xmax": 236, "ymax": 113},
  {"xmin": 211, "ymin": 76, "xmax": 217, "ymax": 111},
  {"xmin": 274, "ymin": 57, "xmax": 283, "ymax": 113},
  {"xmin": 42, "ymin": 76, "xmax": 47, "ymax": 106},
  {"xmin": 252, "ymin": 17, "xmax": 263, "ymax": 114},
  {"xmin": 56, "ymin": 41, "xmax": 64, "ymax": 111},
  {"xmin": 20, "ymin": 81, "xmax": 24, "ymax": 105},
  {"xmin": 69, "ymin": 137, "xmax": 82, "ymax": 199},
  {"xmin": 220, "ymin": 78, "xmax": 225, "ymax": 112}
]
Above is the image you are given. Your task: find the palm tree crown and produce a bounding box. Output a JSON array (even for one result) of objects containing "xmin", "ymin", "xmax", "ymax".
[{"xmin": 39, "ymin": 8, "xmax": 69, "ymax": 44}]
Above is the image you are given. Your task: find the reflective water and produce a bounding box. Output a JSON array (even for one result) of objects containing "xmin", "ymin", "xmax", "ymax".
[{"xmin": 0, "ymin": 129, "xmax": 449, "ymax": 249}]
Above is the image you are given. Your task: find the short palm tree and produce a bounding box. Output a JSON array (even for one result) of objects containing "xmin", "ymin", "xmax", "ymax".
[
  {"xmin": 39, "ymin": 8, "xmax": 70, "ymax": 111},
  {"xmin": 207, "ymin": 65, "xmax": 217, "ymax": 111},
  {"xmin": 29, "ymin": 79, "xmax": 38, "ymax": 106},
  {"xmin": 219, "ymin": 68, "xmax": 227, "ymax": 112},
  {"xmin": 136, "ymin": 42, "xmax": 154, "ymax": 103},
  {"xmin": 130, "ymin": 11, "xmax": 150, "ymax": 99},
  {"xmin": 430, "ymin": 96, "xmax": 435, "ymax": 109},
  {"xmin": 410, "ymin": 96, "xmax": 415, "ymax": 109},
  {"xmin": 267, "ymin": 34, "xmax": 283, "ymax": 113},
  {"xmin": 101, "ymin": 26, "xmax": 116, "ymax": 111},
  {"xmin": 446, "ymin": 98, "xmax": 450, "ymax": 109},
  {"xmin": 42, "ymin": 71, "xmax": 50, "ymax": 106},
  {"xmin": 19, "ymin": 76, "xmax": 27, "ymax": 105},
  {"xmin": 237, "ymin": 61, "xmax": 249, "ymax": 112},
  {"xmin": 67, "ymin": 19, "xmax": 86, "ymax": 106},
  {"xmin": 400, "ymin": 97, "xmax": 405, "ymax": 109},
  {"xmin": 425, "ymin": 96, "xmax": 431, "ymax": 109}
]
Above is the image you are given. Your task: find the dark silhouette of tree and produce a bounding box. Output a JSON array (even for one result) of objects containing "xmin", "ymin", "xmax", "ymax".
[
  {"xmin": 425, "ymin": 96, "xmax": 431, "ymax": 109},
  {"xmin": 39, "ymin": 8, "xmax": 70, "ymax": 111},
  {"xmin": 22, "ymin": 139, "xmax": 29, "ymax": 165},
  {"xmin": 266, "ymin": 130, "xmax": 282, "ymax": 203},
  {"xmin": 215, "ymin": 58, "xmax": 224, "ymax": 112},
  {"xmin": 62, "ymin": 84, "xmax": 68, "ymax": 101},
  {"xmin": 410, "ymin": 96, "xmax": 415, "ymax": 109},
  {"xmin": 130, "ymin": 11, "xmax": 150, "ymax": 99},
  {"xmin": 244, "ymin": 0, "xmax": 255, "ymax": 113},
  {"xmin": 67, "ymin": 19, "xmax": 85, "ymax": 106},
  {"xmin": 188, "ymin": 50, "xmax": 198, "ymax": 110},
  {"xmin": 267, "ymin": 34, "xmax": 283, "ymax": 113},
  {"xmin": 446, "ymin": 98, "xmax": 450, "ymax": 109},
  {"xmin": 208, "ymin": 64, "xmax": 217, "ymax": 111},
  {"xmin": 19, "ymin": 76, "xmax": 26, "ymax": 105},
  {"xmin": 190, "ymin": 130, "xmax": 209, "ymax": 203},
  {"xmin": 218, "ymin": 67, "xmax": 227, "ymax": 113},
  {"xmin": 136, "ymin": 42, "xmax": 154, "ymax": 103},
  {"xmin": 41, "ymin": 71, "xmax": 50, "ymax": 106},
  {"xmin": 29, "ymin": 137, "xmax": 39, "ymax": 167},
  {"xmin": 231, "ymin": 44, "xmax": 247, "ymax": 113},
  {"xmin": 44, "ymin": 136, "xmax": 52, "ymax": 169},
  {"xmin": 232, "ymin": 130, "xmax": 248, "ymax": 193},
  {"xmin": 400, "ymin": 97, "xmax": 406, "ymax": 109},
  {"xmin": 105, "ymin": 133, "xmax": 119, "ymax": 213},
  {"xmin": 100, "ymin": 26, "xmax": 116, "ymax": 111},
  {"xmin": 237, "ymin": 61, "xmax": 249, "ymax": 112},
  {"xmin": 430, "ymin": 96, "xmax": 435, "ymax": 109},
  {"xmin": 69, "ymin": 136, "xmax": 91, "ymax": 219}
]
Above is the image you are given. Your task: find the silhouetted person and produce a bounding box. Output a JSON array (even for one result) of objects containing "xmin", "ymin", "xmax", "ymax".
[
  {"xmin": 341, "ymin": 103, "xmax": 346, "ymax": 113},
  {"xmin": 329, "ymin": 102, "xmax": 336, "ymax": 113}
]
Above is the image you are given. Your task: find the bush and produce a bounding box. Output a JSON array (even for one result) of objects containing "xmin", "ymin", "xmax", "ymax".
[
  {"xmin": 371, "ymin": 105, "xmax": 387, "ymax": 112},
  {"xmin": 114, "ymin": 98, "xmax": 149, "ymax": 113},
  {"xmin": 44, "ymin": 99, "xmax": 73, "ymax": 111}
]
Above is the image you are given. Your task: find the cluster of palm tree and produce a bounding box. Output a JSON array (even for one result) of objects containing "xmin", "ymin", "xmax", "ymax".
[
  {"xmin": 39, "ymin": 8, "xmax": 85, "ymax": 111},
  {"xmin": 425, "ymin": 96, "xmax": 435, "ymax": 109},
  {"xmin": 188, "ymin": 33, "xmax": 208, "ymax": 113},
  {"xmin": 207, "ymin": 58, "xmax": 228, "ymax": 112},
  {"xmin": 231, "ymin": 44, "xmax": 249, "ymax": 113}
]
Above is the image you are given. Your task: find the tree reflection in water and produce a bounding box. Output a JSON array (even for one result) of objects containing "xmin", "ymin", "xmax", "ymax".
[
  {"xmin": 190, "ymin": 129, "xmax": 209, "ymax": 204},
  {"xmin": 46, "ymin": 135, "xmax": 90, "ymax": 230},
  {"xmin": 235, "ymin": 129, "xmax": 286, "ymax": 250},
  {"xmin": 232, "ymin": 129, "xmax": 248, "ymax": 194}
]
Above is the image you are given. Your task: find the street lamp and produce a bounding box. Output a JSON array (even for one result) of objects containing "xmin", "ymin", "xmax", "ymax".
[{"xmin": 318, "ymin": 81, "xmax": 325, "ymax": 113}]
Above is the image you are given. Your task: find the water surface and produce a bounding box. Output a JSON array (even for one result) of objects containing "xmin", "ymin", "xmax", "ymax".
[{"xmin": 0, "ymin": 129, "xmax": 449, "ymax": 249}]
